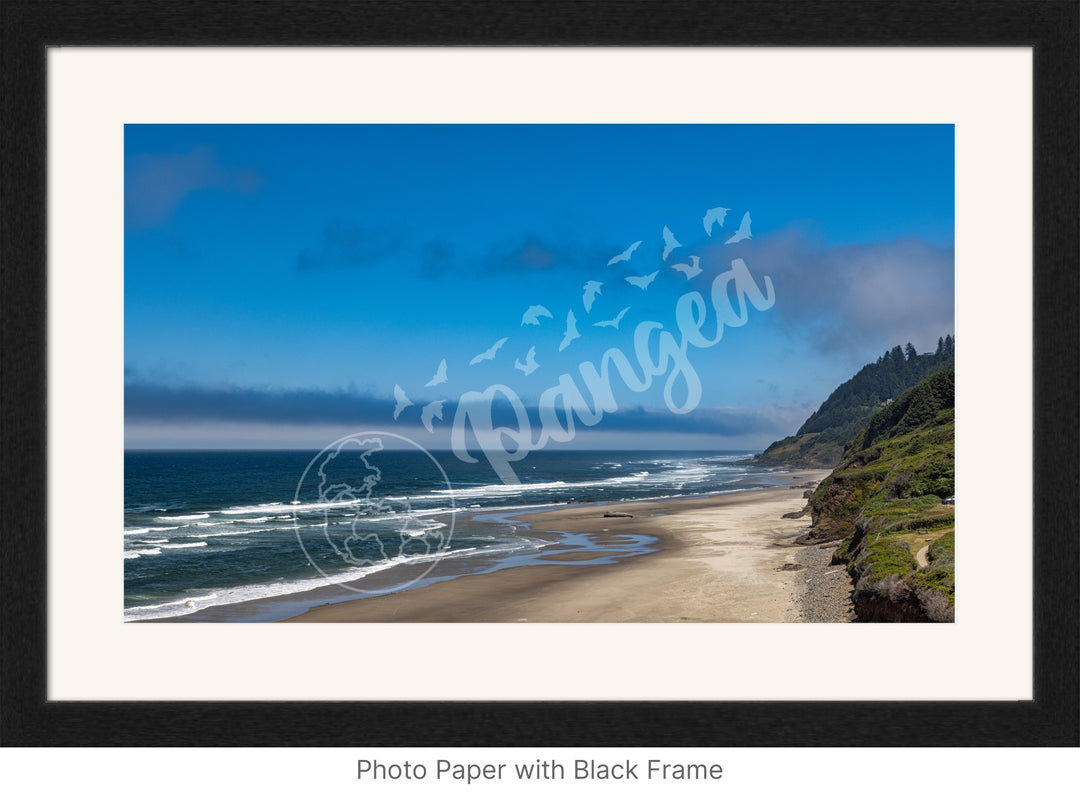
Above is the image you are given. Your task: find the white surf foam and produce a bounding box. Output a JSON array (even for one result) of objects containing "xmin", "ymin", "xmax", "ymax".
[
  {"xmin": 222, "ymin": 499, "xmax": 360, "ymax": 515},
  {"xmin": 125, "ymin": 525, "xmax": 182, "ymax": 535},
  {"xmin": 125, "ymin": 593, "xmax": 219, "ymax": 615},
  {"xmin": 121, "ymin": 535, "xmax": 539, "ymax": 622},
  {"xmin": 197, "ymin": 527, "xmax": 281, "ymax": 538},
  {"xmin": 386, "ymin": 471, "xmax": 652, "ymax": 503}
]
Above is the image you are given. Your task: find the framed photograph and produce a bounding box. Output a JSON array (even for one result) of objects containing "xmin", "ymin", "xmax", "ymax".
[{"xmin": 2, "ymin": 1, "xmax": 1077, "ymax": 747}]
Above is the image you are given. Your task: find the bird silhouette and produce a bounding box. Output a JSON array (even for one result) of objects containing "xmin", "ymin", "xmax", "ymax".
[
  {"xmin": 521, "ymin": 305, "xmax": 553, "ymax": 325},
  {"xmin": 559, "ymin": 310, "xmax": 581, "ymax": 352},
  {"xmin": 593, "ymin": 307, "xmax": 630, "ymax": 329},
  {"xmin": 670, "ymin": 256, "xmax": 702, "ymax": 279},
  {"xmin": 703, "ymin": 207, "xmax": 730, "ymax": 236},
  {"xmin": 514, "ymin": 346, "xmax": 539, "ymax": 376},
  {"xmin": 607, "ymin": 240, "xmax": 642, "ymax": 266},
  {"xmin": 469, "ymin": 337, "xmax": 508, "ymax": 365},
  {"xmin": 392, "ymin": 384, "xmax": 413, "ymax": 420},
  {"xmin": 582, "ymin": 280, "xmax": 603, "ymax": 312},
  {"xmin": 420, "ymin": 400, "xmax": 446, "ymax": 433},
  {"xmin": 725, "ymin": 212, "xmax": 752, "ymax": 244},
  {"xmin": 625, "ymin": 271, "xmax": 658, "ymax": 290},
  {"xmin": 424, "ymin": 358, "xmax": 448, "ymax": 387},
  {"xmin": 662, "ymin": 226, "xmax": 681, "ymax": 260}
]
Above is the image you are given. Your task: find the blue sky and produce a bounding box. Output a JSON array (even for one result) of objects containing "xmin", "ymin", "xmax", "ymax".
[{"xmin": 125, "ymin": 124, "xmax": 954, "ymax": 451}]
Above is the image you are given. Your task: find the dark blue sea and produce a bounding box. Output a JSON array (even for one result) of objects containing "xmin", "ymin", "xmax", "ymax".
[{"xmin": 124, "ymin": 448, "xmax": 788, "ymax": 621}]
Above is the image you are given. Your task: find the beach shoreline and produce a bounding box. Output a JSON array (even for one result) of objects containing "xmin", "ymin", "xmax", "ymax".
[{"xmin": 281, "ymin": 469, "xmax": 851, "ymax": 623}]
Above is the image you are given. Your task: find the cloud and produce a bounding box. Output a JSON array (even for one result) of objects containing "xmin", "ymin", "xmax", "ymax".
[
  {"xmin": 125, "ymin": 147, "xmax": 261, "ymax": 228},
  {"xmin": 714, "ymin": 227, "xmax": 954, "ymax": 355},
  {"xmin": 599, "ymin": 403, "xmax": 817, "ymax": 437},
  {"xmin": 417, "ymin": 234, "xmax": 567, "ymax": 279},
  {"xmin": 125, "ymin": 383, "xmax": 394, "ymax": 425},
  {"xmin": 487, "ymin": 235, "xmax": 562, "ymax": 271},
  {"xmin": 417, "ymin": 232, "xmax": 632, "ymax": 279},
  {"xmin": 296, "ymin": 222, "xmax": 403, "ymax": 271},
  {"xmin": 483, "ymin": 234, "xmax": 656, "ymax": 276},
  {"xmin": 461, "ymin": 399, "xmax": 814, "ymax": 439},
  {"xmin": 420, "ymin": 239, "xmax": 456, "ymax": 277},
  {"xmin": 126, "ymin": 381, "xmax": 812, "ymax": 442},
  {"xmin": 448, "ymin": 393, "xmax": 816, "ymax": 441}
]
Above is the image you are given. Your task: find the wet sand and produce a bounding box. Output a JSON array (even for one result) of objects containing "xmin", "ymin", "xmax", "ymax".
[{"xmin": 285, "ymin": 471, "xmax": 832, "ymax": 623}]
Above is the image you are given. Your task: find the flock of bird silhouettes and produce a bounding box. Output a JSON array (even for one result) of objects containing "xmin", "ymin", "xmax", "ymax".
[{"xmin": 393, "ymin": 207, "xmax": 752, "ymax": 432}]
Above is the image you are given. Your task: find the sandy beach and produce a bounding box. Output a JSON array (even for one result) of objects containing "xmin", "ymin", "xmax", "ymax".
[{"xmin": 285, "ymin": 470, "xmax": 848, "ymax": 623}]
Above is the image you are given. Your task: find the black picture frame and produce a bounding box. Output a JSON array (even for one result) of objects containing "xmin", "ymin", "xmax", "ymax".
[{"xmin": 2, "ymin": 0, "xmax": 1077, "ymax": 747}]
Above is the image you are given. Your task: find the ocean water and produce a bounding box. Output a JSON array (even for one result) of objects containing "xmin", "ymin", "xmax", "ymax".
[{"xmin": 124, "ymin": 448, "xmax": 788, "ymax": 621}]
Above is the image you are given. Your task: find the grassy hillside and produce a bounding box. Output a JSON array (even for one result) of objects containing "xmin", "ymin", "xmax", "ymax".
[
  {"xmin": 756, "ymin": 338, "xmax": 954, "ymax": 468},
  {"xmin": 803, "ymin": 370, "xmax": 955, "ymax": 622},
  {"xmin": 754, "ymin": 431, "xmax": 846, "ymax": 469}
]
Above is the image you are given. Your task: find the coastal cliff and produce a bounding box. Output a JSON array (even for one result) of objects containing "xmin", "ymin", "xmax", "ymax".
[
  {"xmin": 756, "ymin": 338, "xmax": 954, "ymax": 468},
  {"xmin": 754, "ymin": 336, "xmax": 957, "ymax": 623},
  {"xmin": 804, "ymin": 370, "xmax": 955, "ymax": 622}
]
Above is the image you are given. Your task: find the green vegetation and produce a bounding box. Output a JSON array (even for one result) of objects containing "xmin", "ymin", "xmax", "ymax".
[
  {"xmin": 753, "ymin": 432, "xmax": 847, "ymax": 469},
  {"xmin": 805, "ymin": 369, "xmax": 956, "ymax": 622},
  {"xmin": 751, "ymin": 336, "xmax": 957, "ymax": 621},
  {"xmin": 857, "ymin": 369, "xmax": 954, "ymax": 450},
  {"xmin": 756, "ymin": 336, "xmax": 954, "ymax": 468},
  {"xmin": 860, "ymin": 538, "xmax": 918, "ymax": 585},
  {"xmin": 913, "ymin": 532, "xmax": 955, "ymax": 604}
]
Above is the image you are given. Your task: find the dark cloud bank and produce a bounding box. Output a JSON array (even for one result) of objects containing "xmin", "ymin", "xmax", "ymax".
[{"xmin": 125, "ymin": 382, "xmax": 810, "ymax": 440}]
